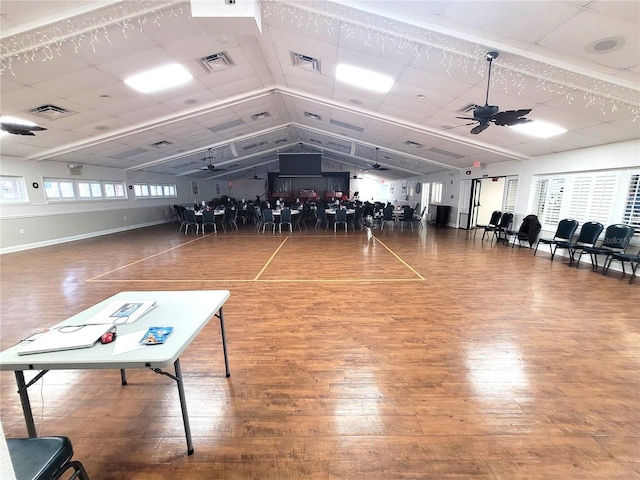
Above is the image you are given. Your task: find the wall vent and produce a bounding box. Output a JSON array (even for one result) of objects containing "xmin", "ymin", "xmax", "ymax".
[
  {"xmin": 243, "ymin": 141, "xmax": 267, "ymax": 150},
  {"xmin": 250, "ymin": 111, "xmax": 271, "ymax": 121},
  {"xmin": 29, "ymin": 104, "xmax": 75, "ymax": 120},
  {"xmin": 304, "ymin": 111, "xmax": 322, "ymax": 121},
  {"xmin": 198, "ymin": 52, "xmax": 233, "ymax": 73},
  {"xmin": 290, "ymin": 52, "xmax": 320, "ymax": 72},
  {"xmin": 330, "ymin": 118, "xmax": 364, "ymax": 133}
]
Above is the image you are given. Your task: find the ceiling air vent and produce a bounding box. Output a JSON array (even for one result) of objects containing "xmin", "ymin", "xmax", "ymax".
[
  {"xmin": 304, "ymin": 111, "xmax": 322, "ymax": 121},
  {"xmin": 250, "ymin": 111, "xmax": 271, "ymax": 121},
  {"xmin": 290, "ymin": 52, "xmax": 320, "ymax": 72},
  {"xmin": 198, "ymin": 52, "xmax": 233, "ymax": 73},
  {"xmin": 151, "ymin": 140, "xmax": 173, "ymax": 148},
  {"xmin": 243, "ymin": 141, "xmax": 267, "ymax": 150},
  {"xmin": 29, "ymin": 104, "xmax": 75, "ymax": 120}
]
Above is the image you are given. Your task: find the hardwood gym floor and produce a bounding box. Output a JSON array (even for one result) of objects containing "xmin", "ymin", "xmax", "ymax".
[{"xmin": 1, "ymin": 223, "xmax": 638, "ymax": 479}]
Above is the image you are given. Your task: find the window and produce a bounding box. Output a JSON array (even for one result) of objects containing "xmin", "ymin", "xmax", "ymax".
[
  {"xmin": 0, "ymin": 176, "xmax": 28, "ymax": 203},
  {"xmin": 133, "ymin": 183, "xmax": 176, "ymax": 198},
  {"xmin": 44, "ymin": 179, "xmax": 76, "ymax": 200},
  {"xmin": 531, "ymin": 168, "xmax": 637, "ymax": 230},
  {"xmin": 502, "ymin": 177, "xmax": 518, "ymax": 213},
  {"xmin": 623, "ymin": 173, "xmax": 640, "ymax": 229},
  {"xmin": 77, "ymin": 181, "xmax": 103, "ymax": 199},
  {"xmin": 44, "ymin": 178, "xmax": 127, "ymax": 202},
  {"xmin": 431, "ymin": 182, "xmax": 443, "ymax": 204}
]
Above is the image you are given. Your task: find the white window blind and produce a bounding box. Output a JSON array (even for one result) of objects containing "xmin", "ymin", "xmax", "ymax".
[
  {"xmin": 502, "ymin": 177, "xmax": 518, "ymax": 213},
  {"xmin": 623, "ymin": 173, "xmax": 640, "ymax": 228},
  {"xmin": 542, "ymin": 178, "xmax": 565, "ymax": 227},
  {"xmin": 0, "ymin": 176, "xmax": 28, "ymax": 203}
]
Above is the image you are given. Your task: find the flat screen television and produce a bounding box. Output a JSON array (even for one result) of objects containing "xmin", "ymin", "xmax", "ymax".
[{"xmin": 278, "ymin": 153, "xmax": 322, "ymax": 177}]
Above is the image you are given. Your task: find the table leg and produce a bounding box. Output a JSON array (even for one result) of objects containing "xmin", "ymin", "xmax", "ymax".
[
  {"xmin": 218, "ymin": 307, "xmax": 230, "ymax": 378},
  {"xmin": 15, "ymin": 371, "xmax": 37, "ymax": 438},
  {"xmin": 173, "ymin": 359, "xmax": 194, "ymax": 455},
  {"xmin": 120, "ymin": 369, "xmax": 127, "ymax": 385}
]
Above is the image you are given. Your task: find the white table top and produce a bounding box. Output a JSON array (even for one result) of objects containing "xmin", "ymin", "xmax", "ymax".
[{"xmin": 0, "ymin": 290, "xmax": 230, "ymax": 371}]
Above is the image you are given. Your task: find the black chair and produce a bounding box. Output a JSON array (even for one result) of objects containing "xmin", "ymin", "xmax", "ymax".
[
  {"xmin": 603, "ymin": 250, "xmax": 640, "ymax": 284},
  {"xmin": 534, "ymin": 218, "xmax": 579, "ymax": 259},
  {"xmin": 494, "ymin": 212, "xmax": 513, "ymax": 243},
  {"xmin": 261, "ymin": 209, "xmax": 276, "ymax": 233},
  {"xmin": 575, "ymin": 224, "xmax": 635, "ymax": 270},
  {"xmin": 381, "ymin": 205, "xmax": 395, "ymax": 230},
  {"xmin": 200, "ymin": 209, "xmax": 217, "ymax": 234},
  {"xmin": 315, "ymin": 206, "xmax": 329, "ymax": 230},
  {"xmin": 334, "ymin": 208, "xmax": 348, "ymax": 232},
  {"xmin": 478, "ymin": 210, "xmax": 501, "ymax": 241},
  {"xmin": 507, "ymin": 214, "xmax": 541, "ymax": 248},
  {"xmin": 223, "ymin": 206, "xmax": 238, "ymax": 232},
  {"xmin": 7, "ymin": 436, "xmax": 90, "ymax": 480},
  {"xmin": 561, "ymin": 221, "xmax": 604, "ymax": 266},
  {"xmin": 181, "ymin": 209, "xmax": 199, "ymax": 234},
  {"xmin": 400, "ymin": 206, "xmax": 415, "ymax": 231},
  {"xmin": 279, "ymin": 208, "xmax": 293, "ymax": 233},
  {"xmin": 351, "ymin": 205, "xmax": 363, "ymax": 231}
]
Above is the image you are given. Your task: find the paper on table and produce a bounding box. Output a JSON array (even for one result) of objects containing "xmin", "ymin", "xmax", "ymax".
[{"xmin": 112, "ymin": 330, "xmax": 147, "ymax": 355}]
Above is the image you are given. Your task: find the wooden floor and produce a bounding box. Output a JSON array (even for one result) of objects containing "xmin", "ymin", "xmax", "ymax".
[{"xmin": 1, "ymin": 221, "xmax": 638, "ymax": 479}]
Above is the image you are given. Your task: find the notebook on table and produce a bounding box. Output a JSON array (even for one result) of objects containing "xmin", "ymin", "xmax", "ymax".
[{"xmin": 17, "ymin": 323, "xmax": 114, "ymax": 356}]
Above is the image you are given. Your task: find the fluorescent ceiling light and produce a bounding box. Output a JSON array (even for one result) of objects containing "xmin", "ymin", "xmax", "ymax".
[
  {"xmin": 510, "ymin": 121, "xmax": 567, "ymax": 138},
  {"xmin": 124, "ymin": 64, "xmax": 192, "ymax": 93},
  {"xmin": 336, "ymin": 64, "xmax": 394, "ymax": 93}
]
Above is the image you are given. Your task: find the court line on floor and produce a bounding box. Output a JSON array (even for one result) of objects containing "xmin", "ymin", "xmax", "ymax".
[
  {"xmin": 253, "ymin": 236, "xmax": 289, "ymax": 280},
  {"xmin": 372, "ymin": 235, "xmax": 425, "ymax": 280},
  {"xmin": 85, "ymin": 236, "xmax": 206, "ymax": 282},
  {"xmin": 88, "ymin": 278, "xmax": 423, "ymax": 283}
]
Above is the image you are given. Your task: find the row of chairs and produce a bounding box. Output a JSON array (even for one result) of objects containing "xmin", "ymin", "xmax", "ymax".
[{"xmin": 534, "ymin": 219, "xmax": 638, "ymax": 283}]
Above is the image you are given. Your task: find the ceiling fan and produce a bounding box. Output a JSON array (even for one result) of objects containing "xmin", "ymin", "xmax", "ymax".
[
  {"xmin": 366, "ymin": 148, "xmax": 390, "ymax": 171},
  {"xmin": 199, "ymin": 148, "xmax": 226, "ymax": 172},
  {"xmin": 456, "ymin": 51, "xmax": 533, "ymax": 135},
  {"xmin": 0, "ymin": 120, "xmax": 47, "ymax": 136},
  {"xmin": 248, "ymin": 168, "xmax": 264, "ymax": 180}
]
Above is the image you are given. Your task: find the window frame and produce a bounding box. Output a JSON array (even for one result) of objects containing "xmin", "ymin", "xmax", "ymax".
[{"xmin": 0, "ymin": 175, "xmax": 29, "ymax": 204}]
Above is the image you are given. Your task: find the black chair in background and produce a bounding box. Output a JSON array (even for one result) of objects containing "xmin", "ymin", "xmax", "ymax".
[
  {"xmin": 181, "ymin": 209, "xmax": 199, "ymax": 234},
  {"xmin": 603, "ymin": 249, "xmax": 640, "ymax": 284},
  {"xmin": 575, "ymin": 224, "xmax": 635, "ymax": 270},
  {"xmin": 507, "ymin": 214, "xmax": 541, "ymax": 248},
  {"xmin": 261, "ymin": 209, "xmax": 276, "ymax": 233},
  {"xmin": 7, "ymin": 436, "xmax": 90, "ymax": 480},
  {"xmin": 534, "ymin": 218, "xmax": 579, "ymax": 260},
  {"xmin": 200, "ymin": 209, "xmax": 217, "ymax": 235},
  {"xmin": 279, "ymin": 208, "xmax": 293, "ymax": 233},
  {"xmin": 478, "ymin": 210, "xmax": 501, "ymax": 241},
  {"xmin": 380, "ymin": 205, "xmax": 395, "ymax": 230},
  {"xmin": 315, "ymin": 205, "xmax": 329, "ymax": 230},
  {"xmin": 334, "ymin": 208, "xmax": 348, "ymax": 232},
  {"xmin": 494, "ymin": 212, "xmax": 514, "ymax": 243},
  {"xmin": 400, "ymin": 206, "xmax": 415, "ymax": 231},
  {"xmin": 555, "ymin": 221, "xmax": 604, "ymax": 266}
]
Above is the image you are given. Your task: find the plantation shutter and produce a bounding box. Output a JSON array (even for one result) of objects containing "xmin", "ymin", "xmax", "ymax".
[
  {"xmin": 623, "ymin": 173, "xmax": 640, "ymax": 229},
  {"xmin": 502, "ymin": 178, "xmax": 518, "ymax": 214}
]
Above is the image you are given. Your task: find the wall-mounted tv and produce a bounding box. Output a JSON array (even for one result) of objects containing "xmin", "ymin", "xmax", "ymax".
[{"xmin": 278, "ymin": 153, "xmax": 322, "ymax": 177}]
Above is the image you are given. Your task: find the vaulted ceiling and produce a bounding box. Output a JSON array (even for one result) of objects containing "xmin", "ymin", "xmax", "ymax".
[{"xmin": 1, "ymin": 1, "xmax": 638, "ymax": 182}]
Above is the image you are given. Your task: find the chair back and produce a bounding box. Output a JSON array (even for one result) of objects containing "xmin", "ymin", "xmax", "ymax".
[
  {"xmin": 575, "ymin": 221, "xmax": 604, "ymax": 246},
  {"xmin": 183, "ymin": 209, "xmax": 197, "ymax": 222},
  {"xmin": 336, "ymin": 209, "xmax": 347, "ymax": 222},
  {"xmin": 601, "ymin": 224, "xmax": 635, "ymax": 251},
  {"xmin": 383, "ymin": 206, "xmax": 394, "ymax": 221},
  {"xmin": 262, "ymin": 209, "xmax": 275, "ymax": 223},
  {"xmin": 402, "ymin": 206, "xmax": 413, "ymax": 221},
  {"xmin": 317, "ymin": 207, "xmax": 327, "ymax": 220},
  {"xmin": 488, "ymin": 210, "xmax": 502, "ymax": 226},
  {"xmin": 555, "ymin": 219, "xmax": 579, "ymax": 241},
  {"xmin": 201, "ymin": 209, "xmax": 215, "ymax": 223},
  {"xmin": 280, "ymin": 208, "xmax": 292, "ymax": 223},
  {"xmin": 497, "ymin": 212, "xmax": 513, "ymax": 229}
]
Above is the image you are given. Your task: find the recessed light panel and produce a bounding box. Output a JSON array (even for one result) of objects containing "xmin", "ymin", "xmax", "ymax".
[
  {"xmin": 124, "ymin": 64, "xmax": 192, "ymax": 93},
  {"xmin": 510, "ymin": 121, "xmax": 567, "ymax": 138},
  {"xmin": 336, "ymin": 64, "xmax": 394, "ymax": 93}
]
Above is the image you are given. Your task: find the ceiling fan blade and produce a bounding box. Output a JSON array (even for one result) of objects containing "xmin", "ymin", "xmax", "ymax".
[
  {"xmin": 455, "ymin": 116, "xmax": 477, "ymax": 121},
  {"xmin": 493, "ymin": 109, "xmax": 532, "ymax": 126},
  {"xmin": 470, "ymin": 123, "xmax": 490, "ymax": 135},
  {"xmin": 0, "ymin": 122, "xmax": 47, "ymax": 135}
]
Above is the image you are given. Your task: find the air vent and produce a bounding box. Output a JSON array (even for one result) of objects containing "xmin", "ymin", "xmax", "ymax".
[
  {"xmin": 210, "ymin": 118, "xmax": 245, "ymax": 132},
  {"xmin": 198, "ymin": 52, "xmax": 233, "ymax": 73},
  {"xmin": 330, "ymin": 119, "xmax": 364, "ymax": 132},
  {"xmin": 309, "ymin": 138, "xmax": 322, "ymax": 144},
  {"xmin": 151, "ymin": 140, "xmax": 173, "ymax": 148},
  {"xmin": 428, "ymin": 147, "xmax": 464, "ymax": 159},
  {"xmin": 243, "ymin": 141, "xmax": 267, "ymax": 150},
  {"xmin": 404, "ymin": 140, "xmax": 423, "ymax": 148},
  {"xmin": 290, "ymin": 52, "xmax": 320, "ymax": 72},
  {"xmin": 304, "ymin": 111, "xmax": 322, "ymax": 121},
  {"xmin": 29, "ymin": 104, "xmax": 75, "ymax": 120},
  {"xmin": 274, "ymin": 138, "xmax": 288, "ymax": 144},
  {"xmin": 328, "ymin": 141, "xmax": 349, "ymax": 151},
  {"xmin": 250, "ymin": 111, "xmax": 271, "ymax": 121}
]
